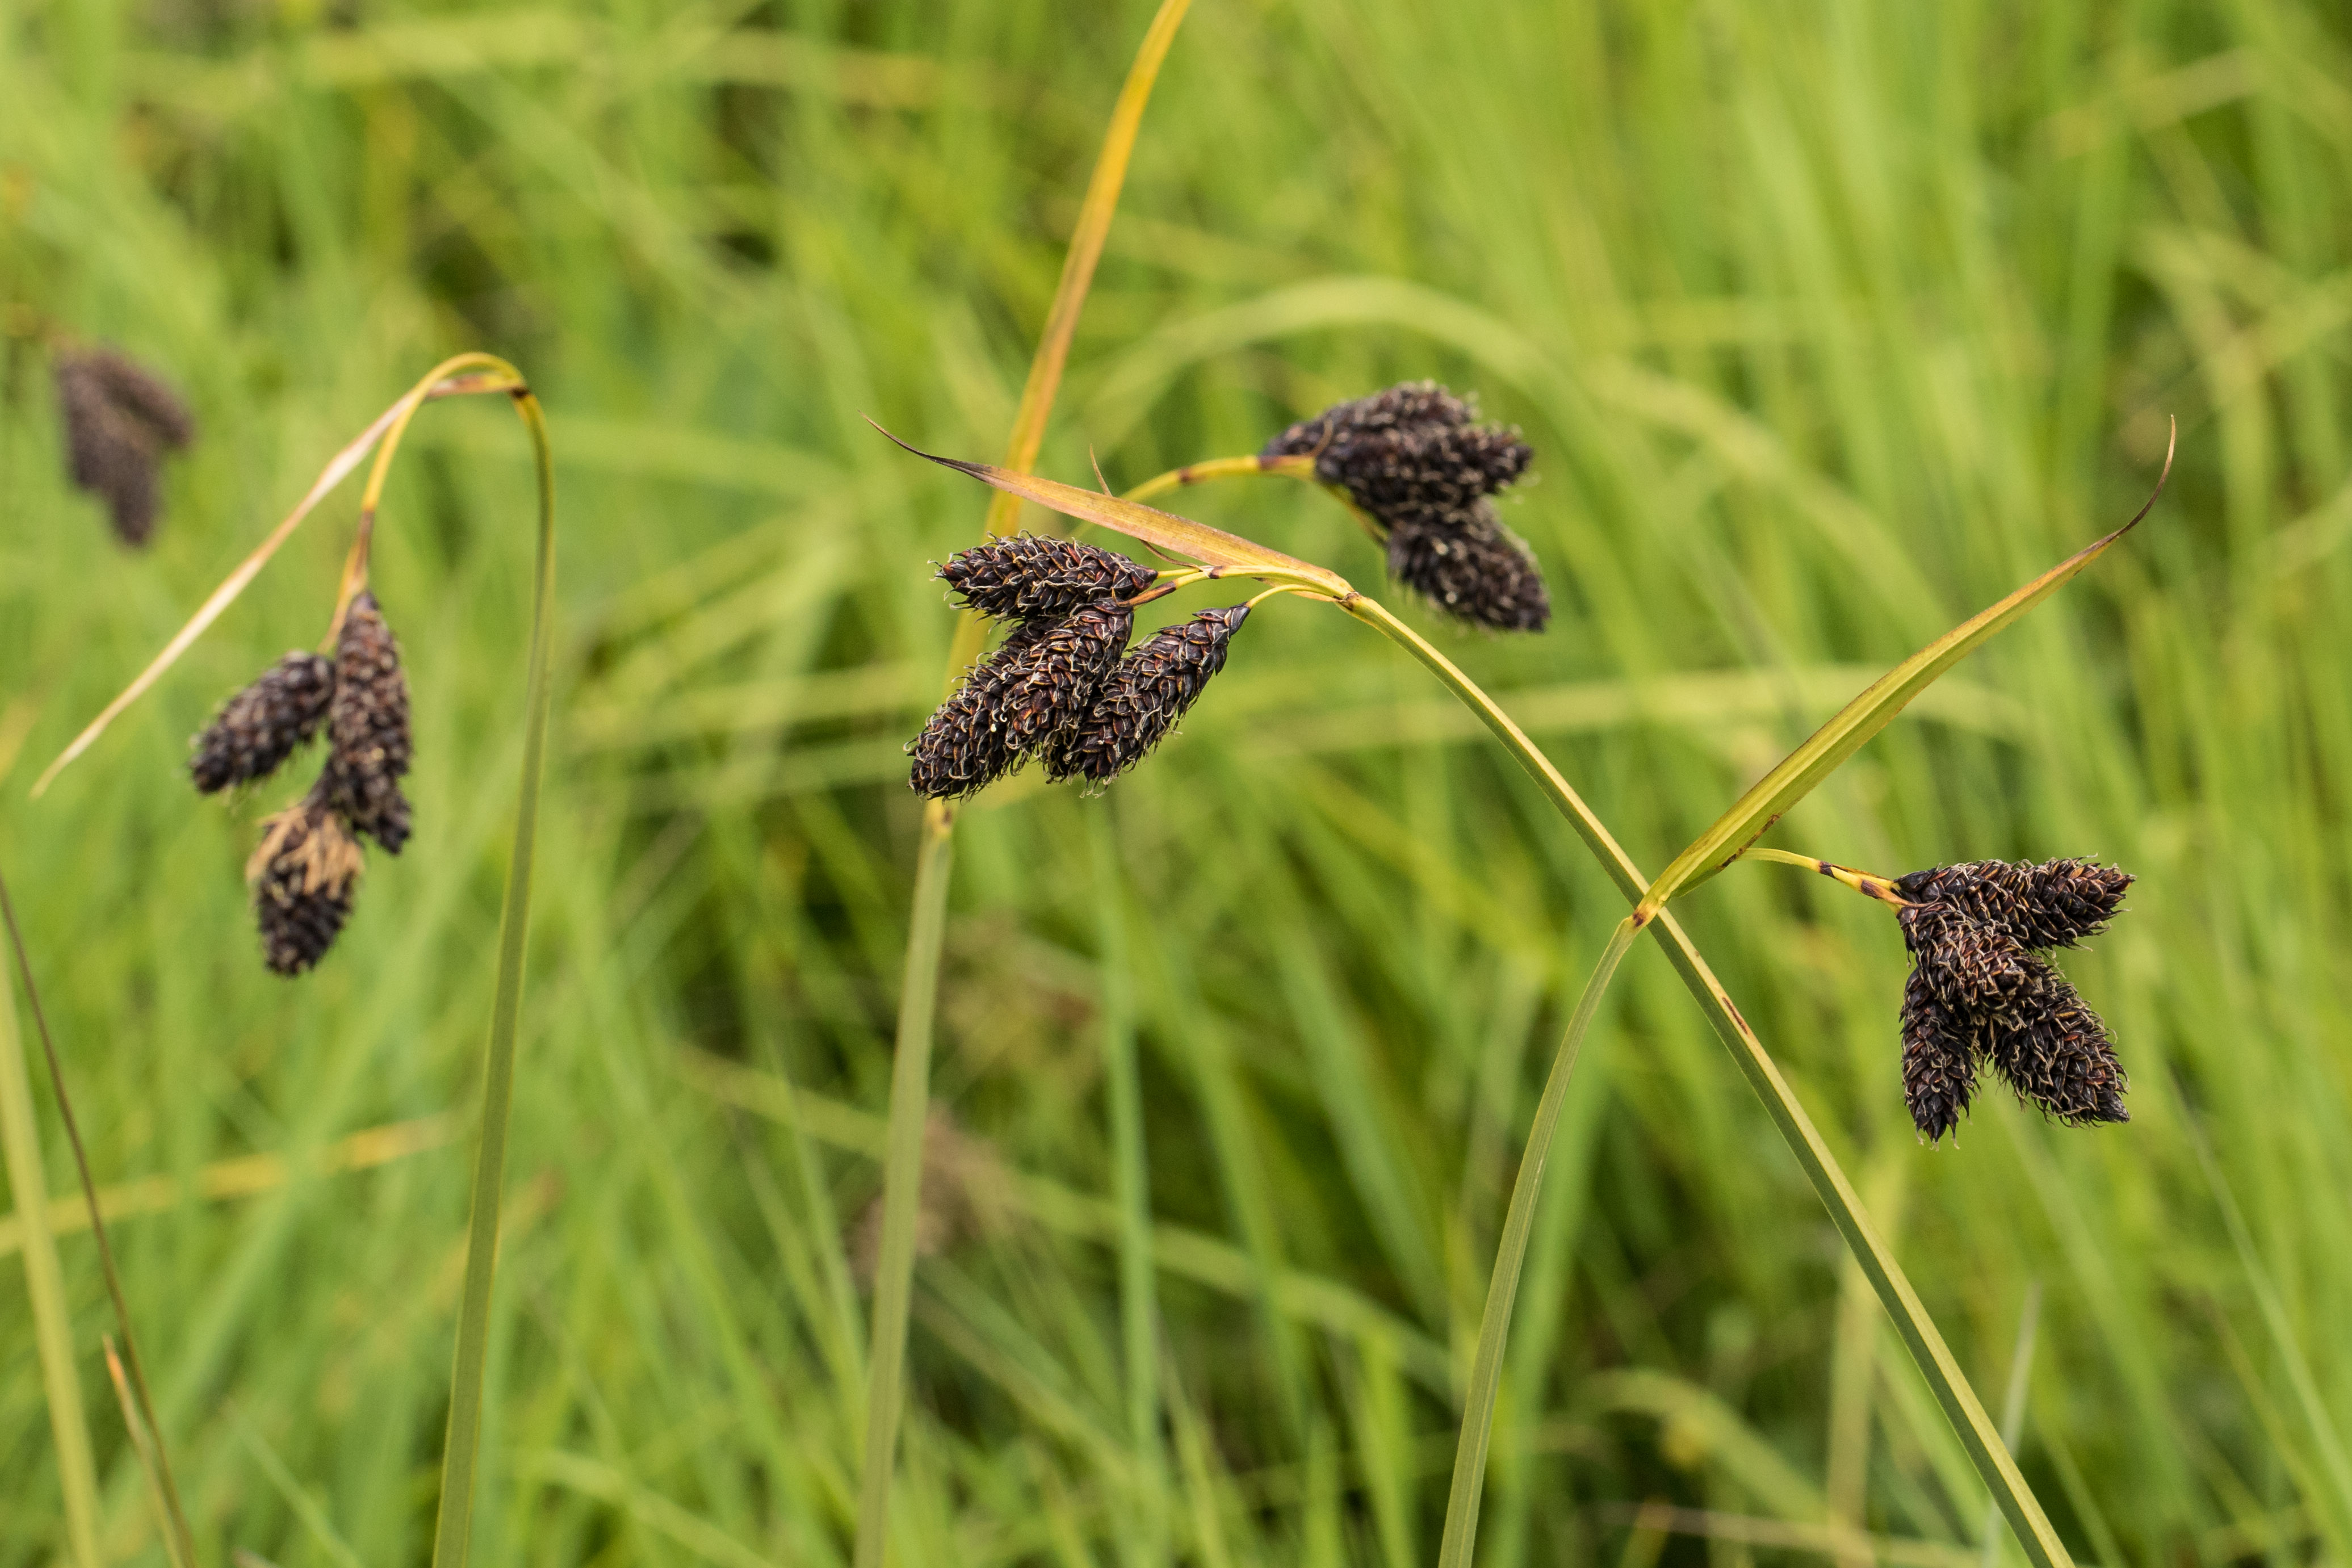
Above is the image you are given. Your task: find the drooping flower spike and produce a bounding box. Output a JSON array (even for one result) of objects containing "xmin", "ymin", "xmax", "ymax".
[
  {"xmin": 1263, "ymin": 380, "xmax": 1548, "ymax": 631},
  {"xmin": 54, "ymin": 345, "xmax": 197, "ymax": 548},
  {"xmin": 1889, "ymin": 857, "xmax": 2133, "ymax": 1139}
]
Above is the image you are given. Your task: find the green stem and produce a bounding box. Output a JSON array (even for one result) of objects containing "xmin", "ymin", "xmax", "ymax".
[
  {"xmin": 0, "ymin": 928, "xmax": 101, "ymax": 1568},
  {"xmin": 853, "ymin": 815, "xmax": 954, "ymax": 1568},
  {"xmin": 429, "ymin": 385, "xmax": 560, "ymax": 1568},
  {"xmin": 1339, "ymin": 595, "xmax": 2072, "ymax": 1568},
  {"xmin": 1120, "ymin": 452, "xmax": 1314, "ymax": 507},
  {"xmin": 1436, "ymin": 915, "xmax": 1641, "ymax": 1568}
]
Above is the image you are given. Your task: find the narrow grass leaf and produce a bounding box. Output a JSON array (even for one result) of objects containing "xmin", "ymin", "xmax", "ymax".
[{"xmin": 1639, "ymin": 423, "xmax": 2174, "ymax": 913}]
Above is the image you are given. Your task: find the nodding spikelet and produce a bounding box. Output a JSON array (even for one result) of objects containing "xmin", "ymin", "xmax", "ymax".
[
  {"xmin": 908, "ymin": 618, "xmax": 1059, "ymax": 800},
  {"xmin": 322, "ymin": 593, "xmax": 414, "ymax": 854},
  {"xmin": 189, "ymin": 651, "xmax": 338, "ymax": 794},
  {"xmin": 1894, "ymin": 859, "xmax": 2133, "ymax": 950},
  {"xmin": 53, "ymin": 347, "xmax": 196, "ymax": 547},
  {"xmin": 997, "ymin": 602, "xmax": 1133, "ymax": 754},
  {"xmin": 1386, "ymin": 502, "xmax": 1553, "ymax": 631},
  {"xmin": 1263, "ymin": 381, "xmax": 1533, "ymax": 534},
  {"xmin": 1898, "ymin": 902, "xmax": 2054, "ymax": 1022},
  {"xmin": 1987, "ymin": 996, "xmax": 2130, "ymax": 1126},
  {"xmin": 937, "ymin": 535, "xmax": 1155, "ymax": 622},
  {"xmin": 248, "ymin": 793, "xmax": 364, "ymax": 976},
  {"xmin": 1900, "ymin": 968, "xmax": 1981, "ymax": 1143},
  {"xmin": 1044, "ymin": 605, "xmax": 1250, "ymax": 785}
]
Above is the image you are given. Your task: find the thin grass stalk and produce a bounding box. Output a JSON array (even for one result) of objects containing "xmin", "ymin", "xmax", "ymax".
[
  {"xmin": 853, "ymin": 6, "xmax": 1192, "ymax": 1562},
  {"xmin": 1435, "ymin": 914, "xmax": 1641, "ymax": 1568},
  {"xmin": 0, "ymin": 927, "xmax": 101, "ymax": 1568},
  {"xmin": 1092, "ymin": 809, "xmax": 1167, "ymax": 1565},
  {"xmin": 427, "ymin": 383, "xmax": 559, "ymax": 1568},
  {"xmin": 1, "ymin": 874, "xmax": 196, "ymax": 1566},
  {"xmin": 101, "ymin": 1339, "xmax": 186, "ymax": 1567},
  {"xmin": 1339, "ymin": 594, "xmax": 2072, "ymax": 1566}
]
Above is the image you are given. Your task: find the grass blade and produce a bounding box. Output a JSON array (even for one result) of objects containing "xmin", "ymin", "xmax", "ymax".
[
  {"xmin": 870, "ymin": 424, "xmax": 1349, "ymax": 592},
  {"xmin": 1341, "ymin": 593, "xmax": 2076, "ymax": 1567},
  {"xmin": 1637, "ymin": 424, "xmax": 2172, "ymax": 912},
  {"xmin": 1437, "ymin": 915, "xmax": 1641, "ymax": 1568},
  {"xmin": 2, "ymin": 874, "xmax": 196, "ymax": 1566},
  {"xmin": 428, "ymin": 380, "xmax": 560, "ymax": 1568},
  {"xmin": 854, "ymin": 6, "xmax": 1193, "ymax": 1565},
  {"xmin": 0, "ymin": 914, "xmax": 101, "ymax": 1568}
]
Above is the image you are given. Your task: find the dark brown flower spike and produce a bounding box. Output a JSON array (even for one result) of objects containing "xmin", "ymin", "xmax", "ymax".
[
  {"xmin": 248, "ymin": 791, "xmax": 364, "ymax": 976},
  {"xmin": 908, "ymin": 618, "xmax": 1059, "ymax": 800},
  {"xmin": 189, "ymin": 652, "xmax": 338, "ymax": 794},
  {"xmin": 996, "ymin": 602, "xmax": 1134, "ymax": 753},
  {"xmin": 1900, "ymin": 968, "xmax": 1981, "ymax": 1143},
  {"xmin": 322, "ymin": 593, "xmax": 414, "ymax": 854},
  {"xmin": 1044, "ymin": 604, "xmax": 1250, "ymax": 785},
  {"xmin": 1893, "ymin": 858, "xmax": 2134, "ymax": 1137},
  {"xmin": 938, "ymin": 535, "xmax": 1156, "ymax": 621},
  {"xmin": 1893, "ymin": 858, "xmax": 2132, "ymax": 950},
  {"xmin": 1386, "ymin": 502, "xmax": 1552, "ymax": 632},
  {"xmin": 54, "ymin": 346, "xmax": 196, "ymax": 548}
]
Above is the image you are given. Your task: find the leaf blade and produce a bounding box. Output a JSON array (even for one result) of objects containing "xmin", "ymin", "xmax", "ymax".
[
  {"xmin": 870, "ymin": 423, "xmax": 1353, "ymax": 594},
  {"xmin": 1641, "ymin": 422, "xmax": 2173, "ymax": 911}
]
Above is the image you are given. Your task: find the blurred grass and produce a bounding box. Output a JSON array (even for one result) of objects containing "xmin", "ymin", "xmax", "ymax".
[{"xmin": 3, "ymin": 0, "xmax": 2351, "ymax": 1563}]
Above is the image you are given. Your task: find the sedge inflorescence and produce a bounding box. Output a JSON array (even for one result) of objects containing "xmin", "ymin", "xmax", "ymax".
[
  {"xmin": 1890, "ymin": 857, "xmax": 2134, "ymax": 1142},
  {"xmin": 1262, "ymin": 381, "xmax": 1548, "ymax": 631},
  {"xmin": 909, "ymin": 536, "xmax": 1248, "ymax": 799},
  {"xmin": 189, "ymin": 590, "xmax": 416, "ymax": 974},
  {"xmin": 54, "ymin": 345, "xmax": 198, "ymax": 548}
]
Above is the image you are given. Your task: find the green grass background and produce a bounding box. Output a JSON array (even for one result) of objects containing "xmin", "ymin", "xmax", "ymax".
[{"xmin": 4, "ymin": 0, "xmax": 2351, "ymax": 1562}]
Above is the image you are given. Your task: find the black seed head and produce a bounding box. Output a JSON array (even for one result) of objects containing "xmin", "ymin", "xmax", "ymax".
[
  {"xmin": 908, "ymin": 618, "xmax": 1059, "ymax": 800},
  {"xmin": 996, "ymin": 602, "xmax": 1134, "ymax": 754},
  {"xmin": 937, "ymin": 535, "xmax": 1156, "ymax": 622},
  {"xmin": 1894, "ymin": 858, "xmax": 2134, "ymax": 950},
  {"xmin": 1898, "ymin": 902, "xmax": 2058, "ymax": 1024},
  {"xmin": 1264, "ymin": 381, "xmax": 1532, "ymax": 535},
  {"xmin": 1900, "ymin": 967, "xmax": 1981, "ymax": 1143},
  {"xmin": 1044, "ymin": 605, "xmax": 1250, "ymax": 785},
  {"xmin": 1386, "ymin": 502, "xmax": 1553, "ymax": 631},
  {"xmin": 190, "ymin": 651, "xmax": 338, "ymax": 794},
  {"xmin": 1986, "ymin": 993, "xmax": 2129, "ymax": 1127},
  {"xmin": 248, "ymin": 792, "xmax": 364, "ymax": 976},
  {"xmin": 53, "ymin": 347, "xmax": 195, "ymax": 548},
  {"xmin": 322, "ymin": 593, "xmax": 413, "ymax": 854}
]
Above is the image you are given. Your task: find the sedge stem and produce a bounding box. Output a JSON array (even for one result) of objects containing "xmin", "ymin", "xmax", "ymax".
[
  {"xmin": 1119, "ymin": 451, "xmax": 1314, "ymax": 506},
  {"xmin": 1436, "ymin": 915, "xmax": 1642, "ymax": 1568},
  {"xmin": 1737, "ymin": 846, "xmax": 1910, "ymax": 906}
]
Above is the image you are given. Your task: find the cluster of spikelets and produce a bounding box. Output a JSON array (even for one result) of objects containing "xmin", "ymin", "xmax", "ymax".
[
  {"xmin": 53, "ymin": 345, "xmax": 197, "ymax": 548},
  {"xmin": 1889, "ymin": 857, "xmax": 2135, "ymax": 1142},
  {"xmin": 187, "ymin": 593, "xmax": 414, "ymax": 974},
  {"xmin": 1263, "ymin": 381, "xmax": 1546, "ymax": 631},
  {"xmin": 908, "ymin": 536, "xmax": 1250, "ymax": 798}
]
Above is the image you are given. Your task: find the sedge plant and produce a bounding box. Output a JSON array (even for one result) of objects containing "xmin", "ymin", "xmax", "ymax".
[
  {"xmin": 30, "ymin": 353, "xmax": 557, "ymax": 1568},
  {"xmin": 874, "ymin": 387, "xmax": 2171, "ymax": 1565}
]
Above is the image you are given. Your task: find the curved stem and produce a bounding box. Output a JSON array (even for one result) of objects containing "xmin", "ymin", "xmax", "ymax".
[
  {"xmin": 429, "ymin": 381, "xmax": 558, "ymax": 1568},
  {"xmin": 1119, "ymin": 451, "xmax": 1314, "ymax": 506},
  {"xmin": 1436, "ymin": 915, "xmax": 1641, "ymax": 1568},
  {"xmin": 1737, "ymin": 846, "xmax": 1910, "ymax": 907},
  {"xmin": 1335, "ymin": 594, "xmax": 2073, "ymax": 1567}
]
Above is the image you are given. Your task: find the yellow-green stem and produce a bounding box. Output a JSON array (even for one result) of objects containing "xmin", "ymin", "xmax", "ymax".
[
  {"xmin": 1737, "ymin": 846, "xmax": 1909, "ymax": 906},
  {"xmin": 429, "ymin": 379, "xmax": 559, "ymax": 1568},
  {"xmin": 853, "ymin": 813, "xmax": 955, "ymax": 1568},
  {"xmin": 1338, "ymin": 594, "xmax": 2072, "ymax": 1567},
  {"xmin": 1120, "ymin": 452, "xmax": 1314, "ymax": 507},
  {"xmin": 1436, "ymin": 914, "xmax": 1642, "ymax": 1568},
  {"xmin": 854, "ymin": 6, "xmax": 1192, "ymax": 1563},
  {"xmin": 0, "ymin": 928, "xmax": 100, "ymax": 1568}
]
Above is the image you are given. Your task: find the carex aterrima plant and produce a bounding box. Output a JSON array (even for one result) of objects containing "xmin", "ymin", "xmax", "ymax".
[
  {"xmin": 30, "ymin": 353, "xmax": 558, "ymax": 1568},
  {"xmin": 874, "ymin": 375, "xmax": 2173, "ymax": 1568},
  {"xmin": 52, "ymin": 342, "xmax": 197, "ymax": 548}
]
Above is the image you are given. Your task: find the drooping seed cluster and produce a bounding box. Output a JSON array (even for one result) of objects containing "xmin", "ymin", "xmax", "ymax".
[
  {"xmin": 1262, "ymin": 381, "xmax": 1549, "ymax": 631},
  {"xmin": 908, "ymin": 537, "xmax": 1247, "ymax": 798},
  {"xmin": 187, "ymin": 592, "xmax": 416, "ymax": 974},
  {"xmin": 1893, "ymin": 858, "xmax": 2133, "ymax": 1142},
  {"xmin": 53, "ymin": 346, "xmax": 197, "ymax": 548}
]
